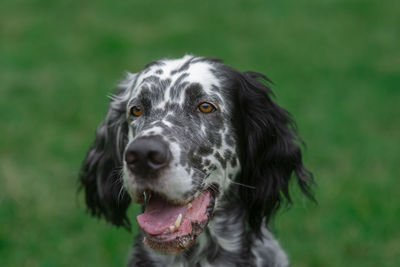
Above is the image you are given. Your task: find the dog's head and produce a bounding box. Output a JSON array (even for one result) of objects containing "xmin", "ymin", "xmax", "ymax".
[{"xmin": 79, "ymin": 55, "xmax": 313, "ymax": 253}]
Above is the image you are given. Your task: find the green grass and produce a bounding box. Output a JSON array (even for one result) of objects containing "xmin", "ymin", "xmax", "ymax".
[{"xmin": 1, "ymin": 0, "xmax": 399, "ymax": 266}]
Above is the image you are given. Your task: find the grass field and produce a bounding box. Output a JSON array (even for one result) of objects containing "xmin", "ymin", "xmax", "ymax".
[{"xmin": 1, "ymin": 0, "xmax": 399, "ymax": 266}]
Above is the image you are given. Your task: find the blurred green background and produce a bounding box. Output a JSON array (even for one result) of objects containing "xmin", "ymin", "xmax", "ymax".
[{"xmin": 1, "ymin": 0, "xmax": 399, "ymax": 266}]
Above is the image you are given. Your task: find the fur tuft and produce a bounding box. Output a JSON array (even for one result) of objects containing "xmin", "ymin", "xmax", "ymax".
[
  {"xmin": 79, "ymin": 76, "xmax": 136, "ymax": 229},
  {"xmin": 223, "ymin": 67, "xmax": 314, "ymax": 236}
]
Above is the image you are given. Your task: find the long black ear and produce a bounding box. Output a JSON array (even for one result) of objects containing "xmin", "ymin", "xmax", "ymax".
[
  {"xmin": 79, "ymin": 74, "xmax": 136, "ymax": 229},
  {"xmin": 231, "ymin": 70, "xmax": 314, "ymax": 235}
]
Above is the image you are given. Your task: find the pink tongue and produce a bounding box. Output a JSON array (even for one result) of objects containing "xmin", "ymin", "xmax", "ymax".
[
  {"xmin": 137, "ymin": 194, "xmax": 187, "ymax": 235},
  {"xmin": 137, "ymin": 191, "xmax": 211, "ymax": 235}
]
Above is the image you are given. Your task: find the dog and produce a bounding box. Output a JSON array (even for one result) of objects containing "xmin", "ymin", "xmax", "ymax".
[{"xmin": 79, "ymin": 55, "xmax": 314, "ymax": 266}]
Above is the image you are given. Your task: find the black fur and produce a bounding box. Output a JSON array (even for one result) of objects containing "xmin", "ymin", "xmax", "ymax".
[
  {"xmin": 79, "ymin": 84, "xmax": 131, "ymax": 229},
  {"xmin": 221, "ymin": 67, "xmax": 314, "ymax": 236}
]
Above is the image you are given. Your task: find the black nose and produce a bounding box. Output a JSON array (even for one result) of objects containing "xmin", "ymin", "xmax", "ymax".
[{"xmin": 125, "ymin": 136, "xmax": 171, "ymax": 175}]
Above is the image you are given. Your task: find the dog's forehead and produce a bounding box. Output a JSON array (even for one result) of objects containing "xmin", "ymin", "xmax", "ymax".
[{"xmin": 129, "ymin": 56, "xmax": 222, "ymax": 105}]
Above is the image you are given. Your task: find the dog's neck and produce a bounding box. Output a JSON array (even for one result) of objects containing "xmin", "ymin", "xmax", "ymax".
[{"xmin": 187, "ymin": 203, "xmax": 249, "ymax": 262}]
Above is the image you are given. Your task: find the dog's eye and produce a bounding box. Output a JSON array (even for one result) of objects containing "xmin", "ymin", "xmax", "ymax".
[
  {"xmin": 198, "ymin": 102, "xmax": 217, "ymax": 113},
  {"xmin": 130, "ymin": 105, "xmax": 143, "ymax": 117}
]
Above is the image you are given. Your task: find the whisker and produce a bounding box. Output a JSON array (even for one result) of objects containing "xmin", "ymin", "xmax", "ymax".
[
  {"xmin": 107, "ymin": 93, "xmax": 125, "ymax": 102},
  {"xmin": 112, "ymin": 166, "xmax": 128, "ymax": 204},
  {"xmin": 228, "ymin": 180, "xmax": 256, "ymax": 190},
  {"xmin": 111, "ymin": 167, "xmax": 124, "ymax": 185},
  {"xmin": 111, "ymin": 168, "xmax": 123, "ymax": 179},
  {"xmin": 117, "ymin": 185, "xmax": 127, "ymax": 204},
  {"xmin": 192, "ymin": 167, "xmax": 208, "ymax": 176},
  {"xmin": 207, "ymin": 182, "xmax": 219, "ymax": 194}
]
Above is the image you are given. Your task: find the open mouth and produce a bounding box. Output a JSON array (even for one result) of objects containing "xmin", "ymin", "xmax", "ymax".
[{"xmin": 136, "ymin": 189, "xmax": 215, "ymax": 253}]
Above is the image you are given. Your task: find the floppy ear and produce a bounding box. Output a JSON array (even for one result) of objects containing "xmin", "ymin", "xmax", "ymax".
[
  {"xmin": 232, "ymin": 70, "xmax": 314, "ymax": 235},
  {"xmin": 79, "ymin": 73, "xmax": 137, "ymax": 229}
]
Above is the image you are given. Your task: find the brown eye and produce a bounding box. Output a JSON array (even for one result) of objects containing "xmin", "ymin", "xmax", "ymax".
[
  {"xmin": 130, "ymin": 105, "xmax": 143, "ymax": 117},
  {"xmin": 198, "ymin": 102, "xmax": 216, "ymax": 113}
]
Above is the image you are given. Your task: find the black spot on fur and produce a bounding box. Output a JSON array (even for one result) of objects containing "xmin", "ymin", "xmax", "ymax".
[
  {"xmin": 214, "ymin": 151, "xmax": 227, "ymax": 169},
  {"xmin": 211, "ymin": 84, "xmax": 220, "ymax": 93},
  {"xmin": 230, "ymin": 156, "xmax": 237, "ymax": 168},
  {"xmin": 223, "ymin": 149, "xmax": 232, "ymax": 161},
  {"xmin": 142, "ymin": 75, "xmax": 160, "ymax": 84},
  {"xmin": 170, "ymin": 57, "xmax": 194, "ymax": 75},
  {"xmin": 191, "ymin": 57, "xmax": 222, "ymax": 65},
  {"xmin": 184, "ymin": 83, "xmax": 204, "ymax": 104},
  {"xmin": 209, "ymin": 164, "xmax": 217, "ymax": 172},
  {"xmin": 189, "ymin": 152, "xmax": 203, "ymax": 169},
  {"xmin": 136, "ymin": 77, "xmax": 172, "ymax": 108},
  {"xmin": 225, "ymin": 133, "xmax": 235, "ymax": 147},
  {"xmin": 151, "ymin": 108, "xmax": 168, "ymax": 119},
  {"xmin": 144, "ymin": 60, "xmax": 165, "ymax": 70},
  {"xmin": 171, "ymin": 73, "xmax": 189, "ymax": 90},
  {"xmin": 170, "ymin": 81, "xmax": 189, "ymax": 100},
  {"xmin": 204, "ymin": 159, "xmax": 211, "ymax": 166},
  {"xmin": 207, "ymin": 132, "xmax": 222, "ymax": 148},
  {"xmin": 160, "ymin": 78, "xmax": 171, "ymax": 90},
  {"xmin": 198, "ymin": 146, "xmax": 214, "ymax": 156}
]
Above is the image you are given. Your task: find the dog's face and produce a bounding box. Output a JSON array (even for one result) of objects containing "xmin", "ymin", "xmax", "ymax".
[
  {"xmin": 124, "ymin": 57, "xmax": 239, "ymax": 201},
  {"xmin": 122, "ymin": 57, "xmax": 240, "ymax": 251},
  {"xmin": 80, "ymin": 55, "xmax": 313, "ymax": 254}
]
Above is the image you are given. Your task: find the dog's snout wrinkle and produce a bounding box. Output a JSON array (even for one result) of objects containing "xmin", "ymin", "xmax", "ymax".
[{"xmin": 125, "ymin": 136, "xmax": 171, "ymax": 175}]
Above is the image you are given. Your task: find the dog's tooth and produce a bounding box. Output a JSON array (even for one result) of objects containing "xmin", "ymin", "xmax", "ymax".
[
  {"xmin": 187, "ymin": 203, "xmax": 192, "ymax": 210},
  {"xmin": 143, "ymin": 190, "xmax": 152, "ymax": 205},
  {"xmin": 169, "ymin": 225, "xmax": 175, "ymax": 232},
  {"xmin": 143, "ymin": 191, "xmax": 147, "ymax": 203},
  {"xmin": 175, "ymin": 213, "xmax": 182, "ymax": 229}
]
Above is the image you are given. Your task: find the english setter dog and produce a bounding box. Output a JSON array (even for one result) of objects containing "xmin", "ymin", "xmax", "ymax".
[{"xmin": 79, "ymin": 55, "xmax": 314, "ymax": 266}]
